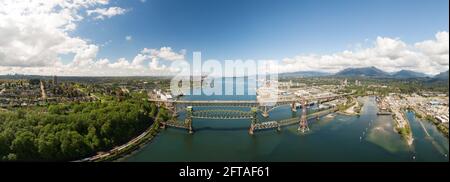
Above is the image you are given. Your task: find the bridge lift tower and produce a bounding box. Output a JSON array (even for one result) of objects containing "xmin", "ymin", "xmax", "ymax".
[
  {"xmin": 298, "ymin": 98, "xmax": 309, "ymax": 133},
  {"xmin": 248, "ymin": 107, "xmax": 259, "ymax": 135},
  {"xmin": 185, "ymin": 106, "xmax": 194, "ymax": 134}
]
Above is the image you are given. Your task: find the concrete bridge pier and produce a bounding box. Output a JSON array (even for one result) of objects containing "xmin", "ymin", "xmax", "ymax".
[
  {"xmin": 188, "ymin": 125, "xmax": 194, "ymax": 134},
  {"xmin": 291, "ymin": 101, "xmax": 297, "ymax": 112},
  {"xmin": 262, "ymin": 106, "xmax": 269, "ymax": 118},
  {"xmin": 248, "ymin": 124, "xmax": 255, "ymax": 135},
  {"xmin": 262, "ymin": 111, "xmax": 269, "ymax": 118}
]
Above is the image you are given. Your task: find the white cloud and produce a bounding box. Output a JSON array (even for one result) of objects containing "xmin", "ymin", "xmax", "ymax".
[
  {"xmin": 0, "ymin": 0, "xmax": 110, "ymax": 68},
  {"xmin": 276, "ymin": 32, "xmax": 449, "ymax": 75},
  {"xmin": 0, "ymin": 1, "xmax": 447, "ymax": 76},
  {"xmin": 125, "ymin": 35, "xmax": 132, "ymax": 41},
  {"xmin": 0, "ymin": 0, "xmax": 118, "ymax": 71},
  {"xmin": 70, "ymin": 47, "xmax": 185, "ymax": 76},
  {"xmin": 87, "ymin": 7, "xmax": 128, "ymax": 20},
  {"xmin": 415, "ymin": 31, "xmax": 449, "ymax": 66},
  {"xmin": 142, "ymin": 47, "xmax": 186, "ymax": 61},
  {"xmin": 140, "ymin": 0, "xmax": 147, "ymax": 3},
  {"xmin": 0, "ymin": 45, "xmax": 187, "ymax": 76}
]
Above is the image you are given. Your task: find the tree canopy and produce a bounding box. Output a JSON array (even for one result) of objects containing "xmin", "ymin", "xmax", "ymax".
[{"xmin": 0, "ymin": 97, "xmax": 160, "ymax": 161}]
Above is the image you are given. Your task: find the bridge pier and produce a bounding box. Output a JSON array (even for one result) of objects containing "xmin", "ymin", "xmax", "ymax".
[
  {"xmin": 249, "ymin": 107, "xmax": 258, "ymax": 135},
  {"xmin": 262, "ymin": 111, "xmax": 269, "ymax": 118},
  {"xmin": 188, "ymin": 125, "xmax": 193, "ymax": 134},
  {"xmin": 298, "ymin": 99, "xmax": 310, "ymax": 133},
  {"xmin": 291, "ymin": 101, "xmax": 297, "ymax": 112},
  {"xmin": 248, "ymin": 124, "xmax": 255, "ymax": 135},
  {"xmin": 185, "ymin": 106, "xmax": 194, "ymax": 134},
  {"xmin": 262, "ymin": 106, "xmax": 269, "ymax": 118}
]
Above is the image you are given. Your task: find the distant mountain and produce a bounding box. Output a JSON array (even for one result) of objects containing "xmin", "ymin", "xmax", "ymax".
[
  {"xmin": 433, "ymin": 70, "xmax": 449, "ymax": 80},
  {"xmin": 334, "ymin": 66, "xmax": 389, "ymax": 77},
  {"xmin": 280, "ymin": 71, "xmax": 331, "ymax": 77},
  {"xmin": 391, "ymin": 70, "xmax": 428, "ymax": 79}
]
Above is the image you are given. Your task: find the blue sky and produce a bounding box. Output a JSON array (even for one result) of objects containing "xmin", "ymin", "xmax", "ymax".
[
  {"xmin": 0, "ymin": 0, "xmax": 448, "ymax": 76},
  {"xmin": 74, "ymin": 0, "xmax": 449, "ymax": 62}
]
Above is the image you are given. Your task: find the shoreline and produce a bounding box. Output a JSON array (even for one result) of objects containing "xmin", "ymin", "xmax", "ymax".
[
  {"xmin": 75, "ymin": 120, "xmax": 160, "ymax": 162},
  {"xmin": 337, "ymin": 97, "xmax": 362, "ymax": 116},
  {"xmin": 409, "ymin": 107, "xmax": 449, "ymax": 139}
]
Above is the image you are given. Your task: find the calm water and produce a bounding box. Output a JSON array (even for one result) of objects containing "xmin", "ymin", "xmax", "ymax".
[{"xmin": 124, "ymin": 79, "xmax": 449, "ymax": 162}]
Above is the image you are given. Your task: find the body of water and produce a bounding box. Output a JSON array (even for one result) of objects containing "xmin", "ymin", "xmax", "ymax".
[{"xmin": 124, "ymin": 79, "xmax": 448, "ymax": 162}]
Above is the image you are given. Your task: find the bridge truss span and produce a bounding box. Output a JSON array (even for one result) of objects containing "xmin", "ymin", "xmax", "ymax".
[{"xmin": 151, "ymin": 94, "xmax": 344, "ymax": 134}]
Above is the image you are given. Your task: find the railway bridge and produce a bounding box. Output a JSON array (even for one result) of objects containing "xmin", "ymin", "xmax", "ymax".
[{"xmin": 151, "ymin": 94, "xmax": 345, "ymax": 134}]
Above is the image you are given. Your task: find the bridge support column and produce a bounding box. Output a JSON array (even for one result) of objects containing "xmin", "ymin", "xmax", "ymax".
[
  {"xmin": 262, "ymin": 111, "xmax": 269, "ymax": 118},
  {"xmin": 188, "ymin": 125, "xmax": 193, "ymax": 134},
  {"xmin": 185, "ymin": 106, "xmax": 194, "ymax": 134},
  {"xmin": 291, "ymin": 101, "xmax": 297, "ymax": 112},
  {"xmin": 262, "ymin": 106, "xmax": 269, "ymax": 118},
  {"xmin": 298, "ymin": 99, "xmax": 310, "ymax": 133},
  {"xmin": 249, "ymin": 124, "xmax": 255, "ymax": 135},
  {"xmin": 249, "ymin": 107, "xmax": 258, "ymax": 135}
]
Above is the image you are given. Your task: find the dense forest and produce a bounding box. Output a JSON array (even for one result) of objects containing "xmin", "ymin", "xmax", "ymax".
[{"xmin": 0, "ymin": 95, "xmax": 165, "ymax": 161}]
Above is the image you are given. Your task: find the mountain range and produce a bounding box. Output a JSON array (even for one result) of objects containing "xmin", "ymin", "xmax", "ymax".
[
  {"xmin": 279, "ymin": 71, "xmax": 331, "ymax": 77},
  {"xmin": 334, "ymin": 66, "xmax": 390, "ymax": 77},
  {"xmin": 391, "ymin": 70, "xmax": 428, "ymax": 78},
  {"xmin": 333, "ymin": 66, "xmax": 448, "ymax": 79},
  {"xmin": 1, "ymin": 67, "xmax": 448, "ymax": 80},
  {"xmin": 433, "ymin": 70, "xmax": 449, "ymax": 80}
]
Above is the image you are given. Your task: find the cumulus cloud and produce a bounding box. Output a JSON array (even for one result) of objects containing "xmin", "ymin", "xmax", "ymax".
[
  {"xmin": 415, "ymin": 31, "xmax": 449, "ymax": 66},
  {"xmin": 125, "ymin": 35, "xmax": 132, "ymax": 41},
  {"xmin": 87, "ymin": 7, "xmax": 128, "ymax": 20},
  {"xmin": 0, "ymin": 0, "xmax": 447, "ymax": 76},
  {"xmin": 276, "ymin": 32, "xmax": 449, "ymax": 75},
  {"xmin": 141, "ymin": 47, "xmax": 186, "ymax": 61},
  {"xmin": 0, "ymin": 0, "xmax": 160, "ymax": 76},
  {"xmin": 0, "ymin": 0, "xmax": 110, "ymax": 68},
  {"xmin": 0, "ymin": 0, "xmax": 115, "ymax": 70},
  {"xmin": 69, "ymin": 47, "xmax": 185, "ymax": 76}
]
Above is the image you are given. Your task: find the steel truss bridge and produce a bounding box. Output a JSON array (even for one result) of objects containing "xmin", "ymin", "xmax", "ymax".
[{"xmin": 153, "ymin": 94, "xmax": 346, "ymax": 134}]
